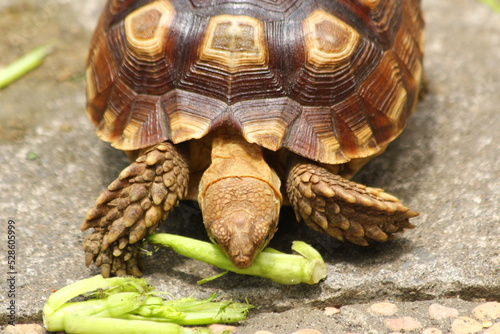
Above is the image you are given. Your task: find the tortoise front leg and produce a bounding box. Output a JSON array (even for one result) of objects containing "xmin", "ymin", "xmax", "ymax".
[
  {"xmin": 286, "ymin": 158, "xmax": 417, "ymax": 246},
  {"xmin": 81, "ymin": 142, "xmax": 189, "ymax": 277}
]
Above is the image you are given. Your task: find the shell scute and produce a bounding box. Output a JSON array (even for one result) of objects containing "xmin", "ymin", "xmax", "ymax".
[{"xmin": 86, "ymin": 0, "xmax": 424, "ymax": 164}]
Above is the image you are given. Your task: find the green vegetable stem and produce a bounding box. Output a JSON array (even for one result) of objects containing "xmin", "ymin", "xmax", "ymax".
[
  {"xmin": 0, "ymin": 44, "xmax": 53, "ymax": 89},
  {"xmin": 43, "ymin": 275, "xmax": 253, "ymax": 334},
  {"xmin": 147, "ymin": 233, "xmax": 327, "ymax": 285}
]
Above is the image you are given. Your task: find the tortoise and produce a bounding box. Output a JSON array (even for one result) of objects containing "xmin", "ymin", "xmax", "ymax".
[{"xmin": 82, "ymin": 0, "xmax": 424, "ymax": 277}]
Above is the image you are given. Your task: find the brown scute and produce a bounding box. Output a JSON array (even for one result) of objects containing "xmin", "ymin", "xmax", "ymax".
[
  {"xmin": 95, "ymin": 79, "xmax": 136, "ymax": 143},
  {"xmin": 161, "ymin": 89, "xmax": 227, "ymax": 144},
  {"xmin": 86, "ymin": 29, "xmax": 118, "ymax": 126},
  {"xmin": 363, "ymin": 0, "xmax": 400, "ymax": 47},
  {"xmin": 358, "ymin": 51, "xmax": 409, "ymax": 142},
  {"xmin": 331, "ymin": 95, "xmax": 379, "ymax": 157},
  {"xmin": 189, "ymin": 0, "xmax": 301, "ymax": 13},
  {"xmin": 109, "ymin": 0, "xmax": 137, "ymax": 16},
  {"xmin": 237, "ymin": 97, "xmax": 302, "ymax": 151},
  {"xmin": 211, "ymin": 22, "xmax": 256, "ymax": 51},
  {"xmin": 86, "ymin": 0, "xmax": 424, "ymax": 163},
  {"xmin": 130, "ymin": 9, "xmax": 162, "ymax": 40},
  {"xmin": 315, "ymin": 20, "xmax": 349, "ymax": 53}
]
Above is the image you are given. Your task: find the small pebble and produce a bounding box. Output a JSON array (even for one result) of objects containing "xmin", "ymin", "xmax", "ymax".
[
  {"xmin": 451, "ymin": 316, "xmax": 483, "ymax": 334},
  {"xmin": 292, "ymin": 329, "xmax": 322, "ymax": 334},
  {"xmin": 56, "ymin": 67, "xmax": 77, "ymax": 81},
  {"xmin": 208, "ymin": 324, "xmax": 237, "ymax": 334},
  {"xmin": 254, "ymin": 331, "xmax": 274, "ymax": 334},
  {"xmin": 472, "ymin": 302, "xmax": 500, "ymax": 324},
  {"xmin": 5, "ymin": 324, "xmax": 45, "ymax": 334},
  {"xmin": 384, "ymin": 316, "xmax": 422, "ymax": 331},
  {"xmin": 60, "ymin": 123, "xmax": 73, "ymax": 132},
  {"xmin": 484, "ymin": 323, "xmax": 500, "ymax": 334},
  {"xmin": 429, "ymin": 303, "xmax": 459, "ymax": 319},
  {"xmin": 423, "ymin": 328, "xmax": 443, "ymax": 334},
  {"xmin": 369, "ymin": 302, "xmax": 398, "ymax": 315},
  {"xmin": 324, "ymin": 306, "xmax": 341, "ymax": 316}
]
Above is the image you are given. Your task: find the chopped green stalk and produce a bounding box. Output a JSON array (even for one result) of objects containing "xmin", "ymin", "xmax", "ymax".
[
  {"xmin": 291, "ymin": 240, "xmax": 328, "ymax": 281},
  {"xmin": 147, "ymin": 234, "xmax": 326, "ymax": 285},
  {"xmin": 45, "ymin": 299, "xmax": 110, "ymax": 330},
  {"xmin": 131, "ymin": 305, "xmax": 185, "ymax": 320},
  {"xmin": 123, "ymin": 310, "xmax": 249, "ymax": 326},
  {"xmin": 92, "ymin": 292, "xmax": 147, "ymax": 317},
  {"xmin": 63, "ymin": 315, "xmax": 203, "ymax": 334},
  {"xmin": 0, "ymin": 44, "xmax": 53, "ymax": 89},
  {"xmin": 43, "ymin": 275, "xmax": 152, "ymax": 317},
  {"xmin": 177, "ymin": 302, "xmax": 251, "ymax": 325},
  {"xmin": 44, "ymin": 277, "xmax": 153, "ymax": 332},
  {"xmin": 124, "ymin": 294, "xmax": 252, "ymax": 325},
  {"xmin": 46, "ymin": 293, "xmax": 147, "ymax": 331},
  {"xmin": 43, "ymin": 275, "xmax": 253, "ymax": 333}
]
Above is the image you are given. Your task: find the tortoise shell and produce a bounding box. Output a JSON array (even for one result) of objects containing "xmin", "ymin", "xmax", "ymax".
[{"xmin": 86, "ymin": 0, "xmax": 424, "ymax": 164}]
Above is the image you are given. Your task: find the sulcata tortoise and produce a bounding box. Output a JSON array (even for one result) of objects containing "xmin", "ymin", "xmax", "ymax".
[{"xmin": 82, "ymin": 0, "xmax": 424, "ymax": 277}]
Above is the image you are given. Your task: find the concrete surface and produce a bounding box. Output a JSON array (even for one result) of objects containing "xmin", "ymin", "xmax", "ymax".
[{"xmin": 0, "ymin": 0, "xmax": 499, "ymax": 333}]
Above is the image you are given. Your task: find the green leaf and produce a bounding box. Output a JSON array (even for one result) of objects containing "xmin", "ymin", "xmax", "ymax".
[{"xmin": 197, "ymin": 271, "xmax": 228, "ymax": 284}]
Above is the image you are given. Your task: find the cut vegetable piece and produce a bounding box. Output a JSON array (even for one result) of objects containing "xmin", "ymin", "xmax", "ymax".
[
  {"xmin": 0, "ymin": 44, "xmax": 53, "ymax": 89},
  {"xmin": 147, "ymin": 233, "xmax": 327, "ymax": 285},
  {"xmin": 43, "ymin": 275, "xmax": 253, "ymax": 333}
]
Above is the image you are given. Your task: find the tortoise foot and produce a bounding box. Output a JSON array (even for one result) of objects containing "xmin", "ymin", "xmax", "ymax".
[
  {"xmin": 84, "ymin": 229, "xmax": 142, "ymax": 277},
  {"xmin": 286, "ymin": 160, "xmax": 418, "ymax": 246},
  {"xmin": 81, "ymin": 142, "xmax": 189, "ymax": 277}
]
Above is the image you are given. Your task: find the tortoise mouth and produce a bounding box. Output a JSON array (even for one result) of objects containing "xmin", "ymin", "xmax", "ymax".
[
  {"xmin": 233, "ymin": 258, "xmax": 252, "ymax": 269},
  {"xmin": 226, "ymin": 252, "xmax": 254, "ymax": 269},
  {"xmin": 207, "ymin": 232, "xmax": 257, "ymax": 269},
  {"xmin": 205, "ymin": 211, "xmax": 267, "ymax": 269}
]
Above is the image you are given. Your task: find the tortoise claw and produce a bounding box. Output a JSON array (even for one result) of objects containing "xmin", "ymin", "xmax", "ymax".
[
  {"xmin": 101, "ymin": 264, "xmax": 111, "ymax": 278},
  {"xmin": 286, "ymin": 159, "xmax": 418, "ymax": 245},
  {"xmin": 82, "ymin": 142, "xmax": 189, "ymax": 277}
]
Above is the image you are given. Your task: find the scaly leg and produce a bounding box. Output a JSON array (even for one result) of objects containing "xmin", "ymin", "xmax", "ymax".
[
  {"xmin": 286, "ymin": 158, "xmax": 417, "ymax": 245},
  {"xmin": 81, "ymin": 142, "xmax": 189, "ymax": 277}
]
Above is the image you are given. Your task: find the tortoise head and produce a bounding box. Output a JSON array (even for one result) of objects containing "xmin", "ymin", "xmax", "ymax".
[
  {"xmin": 201, "ymin": 177, "xmax": 281, "ymax": 268},
  {"xmin": 198, "ymin": 130, "xmax": 282, "ymax": 268}
]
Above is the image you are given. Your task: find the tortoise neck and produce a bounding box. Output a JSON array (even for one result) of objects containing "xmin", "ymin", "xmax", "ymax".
[{"xmin": 198, "ymin": 128, "xmax": 282, "ymax": 200}]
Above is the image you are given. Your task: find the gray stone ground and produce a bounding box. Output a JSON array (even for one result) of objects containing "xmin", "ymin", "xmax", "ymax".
[{"xmin": 0, "ymin": 0, "xmax": 499, "ymax": 333}]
